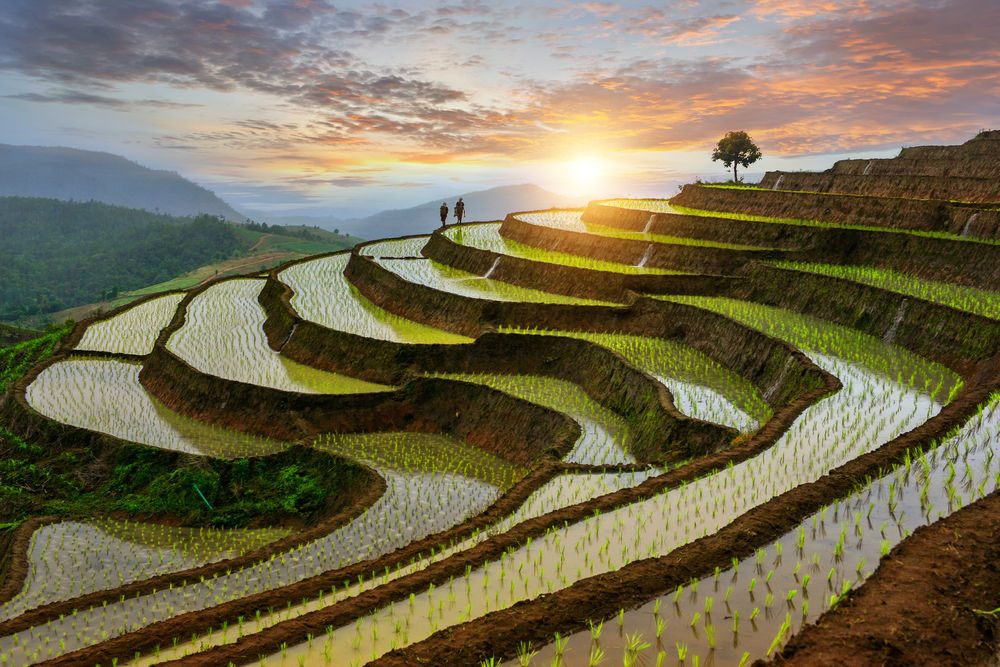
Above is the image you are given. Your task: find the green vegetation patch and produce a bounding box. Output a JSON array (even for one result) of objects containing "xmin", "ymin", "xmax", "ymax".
[
  {"xmin": 0, "ymin": 321, "xmax": 72, "ymax": 395},
  {"xmin": 0, "ymin": 431, "xmax": 367, "ymax": 528},
  {"xmin": 0, "ymin": 322, "xmax": 366, "ymax": 529},
  {"xmin": 774, "ymin": 261, "xmax": 1000, "ymax": 320},
  {"xmin": 0, "ymin": 197, "xmax": 246, "ymax": 320}
]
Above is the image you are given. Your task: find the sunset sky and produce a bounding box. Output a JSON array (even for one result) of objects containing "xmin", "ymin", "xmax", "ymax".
[{"xmin": 1, "ymin": 0, "xmax": 997, "ymax": 217}]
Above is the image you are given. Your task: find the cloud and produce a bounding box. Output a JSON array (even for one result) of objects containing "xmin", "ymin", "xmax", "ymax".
[
  {"xmin": 1, "ymin": 0, "xmax": 997, "ymax": 166},
  {"xmin": 5, "ymin": 89, "xmax": 204, "ymax": 109}
]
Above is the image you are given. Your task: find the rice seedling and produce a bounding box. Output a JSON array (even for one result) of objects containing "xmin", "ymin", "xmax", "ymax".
[
  {"xmin": 75, "ymin": 293, "xmax": 185, "ymax": 356},
  {"xmin": 444, "ymin": 222, "xmax": 685, "ymax": 274},
  {"xmin": 280, "ymin": 253, "xmax": 471, "ymax": 344},
  {"xmin": 166, "ymin": 279, "xmax": 391, "ymax": 394},
  {"xmin": 773, "ymin": 261, "xmax": 1000, "ymax": 320},
  {"xmin": 0, "ymin": 520, "xmax": 287, "ymax": 623},
  {"xmin": 10, "ymin": 196, "xmax": 999, "ymax": 667},
  {"xmin": 373, "ymin": 258, "xmax": 617, "ymax": 306},
  {"xmin": 358, "ymin": 236, "xmax": 432, "ymax": 258},
  {"xmin": 462, "ymin": 299, "xmax": 977, "ymax": 666}
]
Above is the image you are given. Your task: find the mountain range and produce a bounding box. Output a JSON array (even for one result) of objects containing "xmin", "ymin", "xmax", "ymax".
[
  {"xmin": 1, "ymin": 145, "xmax": 593, "ymax": 241},
  {"xmin": 0, "ymin": 145, "xmax": 243, "ymax": 219},
  {"xmin": 245, "ymin": 184, "xmax": 590, "ymax": 239}
]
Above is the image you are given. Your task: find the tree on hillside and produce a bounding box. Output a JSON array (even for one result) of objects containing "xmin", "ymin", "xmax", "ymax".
[{"xmin": 711, "ymin": 131, "xmax": 762, "ymax": 182}]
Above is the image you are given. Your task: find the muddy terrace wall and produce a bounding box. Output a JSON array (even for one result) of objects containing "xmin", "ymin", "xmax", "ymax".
[
  {"xmin": 429, "ymin": 224, "xmax": 737, "ymax": 301},
  {"xmin": 422, "ymin": 229, "xmax": 634, "ymax": 303},
  {"xmin": 140, "ymin": 272, "xmax": 579, "ymax": 467},
  {"xmin": 757, "ymin": 171, "xmax": 1000, "ymax": 204},
  {"xmin": 803, "ymin": 226, "xmax": 1000, "ymax": 288},
  {"xmin": 499, "ymin": 212, "xmax": 788, "ymax": 272},
  {"xmin": 580, "ymin": 202, "xmax": 823, "ymax": 250},
  {"xmin": 345, "ymin": 252, "xmax": 827, "ymax": 412},
  {"xmin": 827, "ymin": 132, "xmax": 1000, "ymax": 180},
  {"xmin": 140, "ymin": 349, "xmax": 578, "ymax": 469},
  {"xmin": 258, "ymin": 268, "xmax": 737, "ymax": 462},
  {"xmin": 727, "ymin": 264, "xmax": 1000, "ymax": 378},
  {"xmin": 587, "ymin": 201, "xmax": 1000, "ymax": 289},
  {"xmin": 670, "ymin": 183, "xmax": 999, "ymax": 234},
  {"xmin": 832, "ymin": 156, "xmax": 1000, "ymax": 180}
]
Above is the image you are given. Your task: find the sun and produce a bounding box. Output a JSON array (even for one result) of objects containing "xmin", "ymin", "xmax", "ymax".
[{"xmin": 571, "ymin": 158, "xmax": 601, "ymax": 185}]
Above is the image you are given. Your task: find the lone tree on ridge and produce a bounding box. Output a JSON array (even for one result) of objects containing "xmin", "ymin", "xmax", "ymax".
[{"xmin": 711, "ymin": 131, "xmax": 762, "ymax": 183}]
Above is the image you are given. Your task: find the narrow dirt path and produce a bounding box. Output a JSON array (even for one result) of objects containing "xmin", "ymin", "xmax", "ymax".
[
  {"xmin": 195, "ymin": 252, "xmax": 288, "ymax": 287},
  {"xmin": 249, "ymin": 233, "xmax": 274, "ymax": 252}
]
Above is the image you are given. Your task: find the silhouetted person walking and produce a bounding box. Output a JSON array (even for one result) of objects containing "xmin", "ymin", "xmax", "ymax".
[
  {"xmin": 454, "ymin": 197, "xmax": 465, "ymax": 223},
  {"xmin": 439, "ymin": 202, "xmax": 449, "ymax": 226}
]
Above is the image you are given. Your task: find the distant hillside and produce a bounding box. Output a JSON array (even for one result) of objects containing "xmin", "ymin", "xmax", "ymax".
[
  {"xmin": 1, "ymin": 197, "xmax": 364, "ymax": 327},
  {"xmin": 0, "ymin": 197, "xmax": 248, "ymax": 321},
  {"xmin": 242, "ymin": 212, "xmax": 348, "ymax": 230},
  {"xmin": 341, "ymin": 184, "xmax": 590, "ymax": 239},
  {"xmin": 0, "ymin": 145, "xmax": 244, "ymax": 219}
]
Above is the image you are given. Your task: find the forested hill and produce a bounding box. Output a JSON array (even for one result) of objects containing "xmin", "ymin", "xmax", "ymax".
[
  {"xmin": 0, "ymin": 145, "xmax": 243, "ymax": 219},
  {"xmin": 0, "ymin": 197, "xmax": 244, "ymax": 320}
]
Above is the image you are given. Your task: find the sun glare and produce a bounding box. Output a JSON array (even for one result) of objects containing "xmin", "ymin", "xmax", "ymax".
[{"xmin": 571, "ymin": 158, "xmax": 601, "ymax": 185}]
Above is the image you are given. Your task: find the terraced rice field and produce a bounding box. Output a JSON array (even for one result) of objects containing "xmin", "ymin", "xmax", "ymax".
[
  {"xmin": 445, "ymin": 223, "xmax": 684, "ymax": 274},
  {"xmin": 5, "ymin": 132, "xmax": 1000, "ymax": 667},
  {"xmin": 374, "ymin": 258, "xmax": 617, "ymax": 305},
  {"xmin": 281, "ymin": 254, "xmax": 470, "ymax": 344},
  {"xmin": 166, "ymin": 279, "xmax": 391, "ymax": 394}
]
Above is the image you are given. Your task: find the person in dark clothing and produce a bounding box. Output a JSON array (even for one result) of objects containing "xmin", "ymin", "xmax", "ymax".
[
  {"xmin": 439, "ymin": 202, "xmax": 449, "ymax": 226},
  {"xmin": 454, "ymin": 197, "xmax": 465, "ymax": 223}
]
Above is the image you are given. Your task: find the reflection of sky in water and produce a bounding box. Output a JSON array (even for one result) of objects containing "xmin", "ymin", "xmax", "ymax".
[
  {"xmin": 168, "ymin": 278, "xmax": 389, "ymax": 394},
  {"xmin": 359, "ymin": 236, "xmax": 430, "ymax": 257},
  {"xmin": 75, "ymin": 293, "xmax": 184, "ymax": 356},
  {"xmin": 282, "ymin": 254, "xmax": 469, "ymax": 344},
  {"xmin": 259, "ymin": 329, "xmax": 947, "ymax": 667},
  {"xmin": 519, "ymin": 389, "xmax": 1000, "ymax": 667},
  {"xmin": 1, "ymin": 521, "xmax": 289, "ymax": 622},
  {"xmin": 27, "ymin": 358, "xmax": 286, "ymax": 458}
]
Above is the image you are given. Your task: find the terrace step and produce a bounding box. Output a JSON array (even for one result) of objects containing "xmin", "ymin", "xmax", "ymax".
[
  {"xmin": 758, "ymin": 171, "xmax": 1000, "ymax": 203},
  {"xmin": 670, "ymin": 183, "xmax": 999, "ymax": 237}
]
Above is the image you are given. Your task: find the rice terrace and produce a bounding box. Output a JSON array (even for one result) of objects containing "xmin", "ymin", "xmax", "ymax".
[{"xmin": 6, "ymin": 130, "xmax": 1000, "ymax": 667}]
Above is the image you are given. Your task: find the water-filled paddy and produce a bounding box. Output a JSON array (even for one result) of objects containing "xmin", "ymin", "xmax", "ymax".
[
  {"xmin": 502, "ymin": 328, "xmax": 770, "ymax": 433},
  {"xmin": 75, "ymin": 293, "xmax": 185, "ymax": 356},
  {"xmin": 167, "ymin": 279, "xmax": 391, "ymax": 394},
  {"xmin": 374, "ymin": 258, "xmax": 617, "ymax": 305},
  {"xmin": 26, "ymin": 358, "xmax": 287, "ymax": 459},
  {"xmin": 1, "ymin": 521, "xmax": 289, "ymax": 621},
  {"xmin": 445, "ymin": 223, "xmax": 682, "ymax": 274},
  {"xmin": 661, "ymin": 296, "xmax": 961, "ymax": 404},
  {"xmin": 359, "ymin": 236, "xmax": 430, "ymax": 258},
  {"xmin": 280, "ymin": 254, "xmax": 471, "ymax": 344},
  {"xmin": 126, "ymin": 468, "xmax": 655, "ymax": 666},
  {"xmin": 233, "ymin": 304, "xmax": 951, "ymax": 667},
  {"xmin": 0, "ymin": 430, "xmax": 524, "ymax": 664},
  {"xmin": 515, "ymin": 391, "xmax": 1000, "ymax": 667}
]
